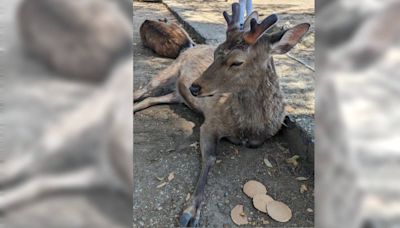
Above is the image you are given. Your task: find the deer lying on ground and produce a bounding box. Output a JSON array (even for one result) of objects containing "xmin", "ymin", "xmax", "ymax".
[
  {"xmin": 140, "ymin": 19, "xmax": 195, "ymax": 58},
  {"xmin": 134, "ymin": 3, "xmax": 310, "ymax": 226}
]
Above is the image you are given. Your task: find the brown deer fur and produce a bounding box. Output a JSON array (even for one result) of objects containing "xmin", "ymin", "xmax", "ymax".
[
  {"xmin": 134, "ymin": 4, "xmax": 309, "ymax": 226},
  {"xmin": 140, "ymin": 19, "xmax": 194, "ymax": 58}
]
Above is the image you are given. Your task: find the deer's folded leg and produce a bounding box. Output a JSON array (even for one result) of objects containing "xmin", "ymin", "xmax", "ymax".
[
  {"xmin": 180, "ymin": 124, "xmax": 219, "ymax": 227},
  {"xmin": 134, "ymin": 60, "xmax": 180, "ymax": 102},
  {"xmin": 133, "ymin": 92, "xmax": 180, "ymax": 113}
]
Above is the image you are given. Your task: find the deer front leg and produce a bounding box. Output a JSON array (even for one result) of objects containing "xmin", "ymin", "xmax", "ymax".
[{"xmin": 180, "ymin": 124, "xmax": 218, "ymax": 227}]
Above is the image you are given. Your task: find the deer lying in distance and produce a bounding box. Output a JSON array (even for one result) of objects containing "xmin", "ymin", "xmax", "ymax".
[
  {"xmin": 140, "ymin": 18, "xmax": 195, "ymax": 58},
  {"xmin": 134, "ymin": 3, "xmax": 309, "ymax": 226}
]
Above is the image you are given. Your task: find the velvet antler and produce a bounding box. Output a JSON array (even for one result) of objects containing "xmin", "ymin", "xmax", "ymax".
[
  {"xmin": 223, "ymin": 3, "xmax": 241, "ymax": 33},
  {"xmin": 243, "ymin": 14, "xmax": 278, "ymax": 44}
]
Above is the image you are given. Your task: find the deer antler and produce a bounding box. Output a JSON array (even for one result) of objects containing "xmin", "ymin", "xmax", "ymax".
[
  {"xmin": 223, "ymin": 3, "xmax": 241, "ymax": 33},
  {"xmin": 244, "ymin": 14, "xmax": 278, "ymax": 44}
]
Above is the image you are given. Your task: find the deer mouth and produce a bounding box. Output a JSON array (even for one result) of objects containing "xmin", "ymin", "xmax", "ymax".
[
  {"xmin": 197, "ymin": 91, "xmax": 216, "ymax": 97},
  {"xmin": 199, "ymin": 94, "xmax": 214, "ymax": 98}
]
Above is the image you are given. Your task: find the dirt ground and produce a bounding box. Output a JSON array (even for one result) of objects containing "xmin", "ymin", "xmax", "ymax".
[{"xmin": 133, "ymin": 2, "xmax": 314, "ymax": 227}]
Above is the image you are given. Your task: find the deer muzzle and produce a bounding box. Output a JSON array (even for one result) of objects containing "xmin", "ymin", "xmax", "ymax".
[{"xmin": 189, "ymin": 83, "xmax": 201, "ymax": 97}]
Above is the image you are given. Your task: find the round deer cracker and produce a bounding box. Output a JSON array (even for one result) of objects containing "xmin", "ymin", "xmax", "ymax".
[
  {"xmin": 230, "ymin": 205, "xmax": 249, "ymax": 225},
  {"xmin": 266, "ymin": 201, "xmax": 292, "ymax": 222},
  {"xmin": 253, "ymin": 194, "xmax": 274, "ymax": 213},
  {"xmin": 243, "ymin": 180, "xmax": 267, "ymax": 198}
]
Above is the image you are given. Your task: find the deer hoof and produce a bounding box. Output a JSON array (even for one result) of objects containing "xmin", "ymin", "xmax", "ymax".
[{"xmin": 179, "ymin": 205, "xmax": 201, "ymax": 227}]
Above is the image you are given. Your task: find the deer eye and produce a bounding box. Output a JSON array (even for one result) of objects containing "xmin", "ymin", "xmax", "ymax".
[{"xmin": 230, "ymin": 61, "xmax": 244, "ymax": 67}]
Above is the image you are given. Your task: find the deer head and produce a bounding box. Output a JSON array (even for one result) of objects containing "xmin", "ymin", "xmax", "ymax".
[{"xmin": 189, "ymin": 3, "xmax": 310, "ymax": 97}]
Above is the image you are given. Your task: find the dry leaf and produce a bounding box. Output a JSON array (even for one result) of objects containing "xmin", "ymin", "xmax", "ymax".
[
  {"xmin": 307, "ymin": 208, "xmax": 313, "ymax": 213},
  {"xmin": 155, "ymin": 175, "xmax": 164, "ymax": 181},
  {"xmin": 243, "ymin": 180, "xmax": 267, "ymax": 198},
  {"xmin": 264, "ymin": 158, "xmax": 273, "ymax": 168},
  {"xmin": 286, "ymin": 155, "xmax": 300, "ymax": 167},
  {"xmin": 253, "ymin": 194, "xmax": 274, "ymax": 213},
  {"xmin": 296, "ymin": 177, "xmax": 308, "ymax": 181},
  {"xmin": 266, "ymin": 201, "xmax": 292, "ymax": 223},
  {"xmin": 185, "ymin": 193, "xmax": 190, "ymax": 201},
  {"xmin": 233, "ymin": 148, "xmax": 239, "ymax": 155},
  {"xmin": 231, "ymin": 205, "xmax": 248, "ymax": 225},
  {"xmin": 189, "ymin": 142, "xmax": 199, "ymax": 149},
  {"xmin": 167, "ymin": 172, "xmax": 175, "ymax": 182},
  {"xmin": 156, "ymin": 182, "xmax": 167, "ymax": 188},
  {"xmin": 276, "ymin": 143, "xmax": 288, "ymax": 152},
  {"xmin": 216, "ymin": 160, "xmax": 222, "ymax": 164},
  {"xmin": 300, "ymin": 184, "xmax": 308, "ymax": 193},
  {"xmin": 262, "ymin": 219, "xmax": 270, "ymax": 224}
]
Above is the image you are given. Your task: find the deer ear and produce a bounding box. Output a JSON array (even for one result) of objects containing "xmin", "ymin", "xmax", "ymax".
[{"xmin": 270, "ymin": 23, "xmax": 310, "ymax": 54}]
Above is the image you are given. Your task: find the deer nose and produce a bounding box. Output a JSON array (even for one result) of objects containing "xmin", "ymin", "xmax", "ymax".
[{"xmin": 189, "ymin": 84, "xmax": 201, "ymax": 96}]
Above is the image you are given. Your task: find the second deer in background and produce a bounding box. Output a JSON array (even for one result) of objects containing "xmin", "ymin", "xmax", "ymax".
[{"xmin": 140, "ymin": 19, "xmax": 195, "ymax": 58}]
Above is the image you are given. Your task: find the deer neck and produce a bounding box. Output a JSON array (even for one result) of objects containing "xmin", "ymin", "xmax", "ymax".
[{"xmin": 228, "ymin": 58, "xmax": 284, "ymax": 137}]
